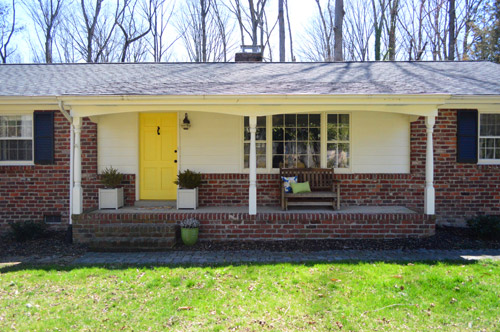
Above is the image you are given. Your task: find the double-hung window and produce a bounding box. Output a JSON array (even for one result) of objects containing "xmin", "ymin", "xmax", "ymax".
[
  {"xmin": 243, "ymin": 116, "xmax": 267, "ymax": 168},
  {"xmin": 479, "ymin": 114, "xmax": 500, "ymax": 162},
  {"xmin": 327, "ymin": 114, "xmax": 350, "ymax": 168},
  {"xmin": 0, "ymin": 115, "xmax": 33, "ymax": 162}
]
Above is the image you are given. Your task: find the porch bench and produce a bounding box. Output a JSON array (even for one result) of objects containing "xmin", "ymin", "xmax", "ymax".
[{"xmin": 280, "ymin": 168, "xmax": 340, "ymax": 211}]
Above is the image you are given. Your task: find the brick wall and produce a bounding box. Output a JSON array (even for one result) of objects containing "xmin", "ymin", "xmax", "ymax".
[
  {"xmin": 429, "ymin": 110, "xmax": 500, "ymax": 223},
  {"xmin": 73, "ymin": 212, "xmax": 435, "ymax": 246},
  {"xmin": 0, "ymin": 111, "xmax": 135, "ymax": 232},
  {"xmin": 199, "ymin": 174, "xmax": 280, "ymax": 206}
]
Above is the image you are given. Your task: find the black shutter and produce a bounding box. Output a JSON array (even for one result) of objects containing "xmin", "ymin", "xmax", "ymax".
[
  {"xmin": 34, "ymin": 111, "xmax": 55, "ymax": 164},
  {"xmin": 457, "ymin": 110, "xmax": 478, "ymax": 163}
]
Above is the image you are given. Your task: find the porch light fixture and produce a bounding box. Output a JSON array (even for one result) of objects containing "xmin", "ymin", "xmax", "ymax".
[{"xmin": 181, "ymin": 113, "xmax": 191, "ymax": 130}]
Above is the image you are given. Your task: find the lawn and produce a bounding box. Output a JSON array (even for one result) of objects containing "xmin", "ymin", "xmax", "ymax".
[{"xmin": 1, "ymin": 261, "xmax": 499, "ymax": 331}]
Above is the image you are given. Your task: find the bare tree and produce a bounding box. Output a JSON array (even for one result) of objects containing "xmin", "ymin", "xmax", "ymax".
[
  {"xmin": 398, "ymin": 0, "xmax": 428, "ymax": 60},
  {"xmin": 21, "ymin": 0, "xmax": 66, "ymax": 63},
  {"xmin": 212, "ymin": 0, "xmax": 236, "ymax": 62},
  {"xmin": 278, "ymin": 0, "xmax": 285, "ymax": 61},
  {"xmin": 297, "ymin": 0, "xmax": 335, "ymax": 61},
  {"xmin": 457, "ymin": 0, "xmax": 484, "ymax": 59},
  {"xmin": 448, "ymin": 0, "xmax": 456, "ymax": 59},
  {"xmin": 371, "ymin": 0, "xmax": 387, "ymax": 60},
  {"xmin": 66, "ymin": 0, "xmax": 120, "ymax": 63},
  {"xmin": 385, "ymin": 0, "xmax": 400, "ymax": 60},
  {"xmin": 227, "ymin": 0, "xmax": 268, "ymax": 50},
  {"xmin": 177, "ymin": 0, "xmax": 233, "ymax": 62},
  {"xmin": 284, "ymin": 0, "xmax": 294, "ymax": 61},
  {"xmin": 0, "ymin": 0, "xmax": 20, "ymax": 63},
  {"xmin": 333, "ymin": 0, "xmax": 344, "ymax": 61},
  {"xmin": 148, "ymin": 0, "xmax": 177, "ymax": 62},
  {"xmin": 314, "ymin": 0, "xmax": 334, "ymax": 61},
  {"xmin": 344, "ymin": 0, "xmax": 373, "ymax": 61},
  {"xmin": 115, "ymin": 0, "xmax": 152, "ymax": 62}
]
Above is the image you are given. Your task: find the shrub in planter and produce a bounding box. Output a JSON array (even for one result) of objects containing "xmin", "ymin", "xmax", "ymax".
[
  {"xmin": 175, "ymin": 170, "xmax": 202, "ymax": 209},
  {"xmin": 100, "ymin": 167, "xmax": 123, "ymax": 189},
  {"xmin": 9, "ymin": 221, "xmax": 48, "ymax": 242},
  {"xmin": 99, "ymin": 167, "xmax": 124, "ymax": 209},
  {"xmin": 174, "ymin": 169, "xmax": 202, "ymax": 189},
  {"xmin": 466, "ymin": 215, "xmax": 500, "ymax": 240},
  {"xmin": 179, "ymin": 218, "xmax": 200, "ymax": 246}
]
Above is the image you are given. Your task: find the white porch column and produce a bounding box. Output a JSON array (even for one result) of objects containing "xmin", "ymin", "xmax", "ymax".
[
  {"xmin": 72, "ymin": 116, "xmax": 83, "ymax": 215},
  {"xmin": 249, "ymin": 116, "xmax": 257, "ymax": 215},
  {"xmin": 424, "ymin": 115, "xmax": 436, "ymax": 215}
]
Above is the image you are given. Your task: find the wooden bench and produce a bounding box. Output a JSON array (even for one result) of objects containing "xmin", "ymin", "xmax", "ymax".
[{"xmin": 280, "ymin": 168, "xmax": 340, "ymax": 211}]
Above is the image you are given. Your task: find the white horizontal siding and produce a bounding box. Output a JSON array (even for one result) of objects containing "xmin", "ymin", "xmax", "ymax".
[
  {"xmin": 351, "ymin": 112, "xmax": 410, "ymax": 173},
  {"xmin": 179, "ymin": 112, "xmax": 241, "ymax": 173},
  {"xmin": 95, "ymin": 111, "xmax": 410, "ymax": 176},
  {"xmin": 97, "ymin": 112, "xmax": 138, "ymax": 174}
]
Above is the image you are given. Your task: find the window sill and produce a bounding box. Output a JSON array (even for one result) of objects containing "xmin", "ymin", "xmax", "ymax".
[
  {"xmin": 478, "ymin": 160, "xmax": 500, "ymax": 166},
  {"xmin": 0, "ymin": 162, "xmax": 35, "ymax": 167}
]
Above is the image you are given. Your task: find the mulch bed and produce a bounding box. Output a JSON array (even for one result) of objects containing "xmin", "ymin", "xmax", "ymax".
[
  {"xmin": 0, "ymin": 231, "xmax": 87, "ymax": 260},
  {"xmin": 1, "ymin": 227, "xmax": 499, "ymax": 259},
  {"xmin": 174, "ymin": 226, "xmax": 500, "ymax": 252}
]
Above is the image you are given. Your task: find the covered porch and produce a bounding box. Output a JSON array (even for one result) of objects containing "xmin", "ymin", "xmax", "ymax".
[{"xmin": 63, "ymin": 94, "xmax": 443, "ymax": 219}]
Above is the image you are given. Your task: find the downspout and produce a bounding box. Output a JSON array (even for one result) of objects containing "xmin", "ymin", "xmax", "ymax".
[{"xmin": 57, "ymin": 100, "xmax": 74, "ymax": 229}]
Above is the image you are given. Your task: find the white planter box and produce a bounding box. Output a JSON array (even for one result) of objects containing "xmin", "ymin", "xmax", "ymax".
[
  {"xmin": 99, "ymin": 188, "xmax": 124, "ymax": 210},
  {"xmin": 177, "ymin": 188, "xmax": 198, "ymax": 209}
]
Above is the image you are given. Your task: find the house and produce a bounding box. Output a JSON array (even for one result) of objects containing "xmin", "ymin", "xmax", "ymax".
[{"xmin": 0, "ymin": 61, "xmax": 499, "ymax": 248}]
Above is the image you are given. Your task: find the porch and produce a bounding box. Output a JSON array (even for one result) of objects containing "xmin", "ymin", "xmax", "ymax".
[{"xmin": 72, "ymin": 204, "xmax": 435, "ymax": 251}]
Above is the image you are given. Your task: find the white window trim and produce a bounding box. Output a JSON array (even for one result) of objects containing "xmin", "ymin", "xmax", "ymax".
[
  {"xmin": 241, "ymin": 112, "xmax": 352, "ymax": 174},
  {"xmin": 477, "ymin": 112, "xmax": 500, "ymax": 165},
  {"xmin": 0, "ymin": 113, "xmax": 35, "ymax": 166}
]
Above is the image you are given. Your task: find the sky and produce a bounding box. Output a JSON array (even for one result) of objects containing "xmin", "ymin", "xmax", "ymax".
[{"xmin": 12, "ymin": 0, "xmax": 319, "ymax": 63}]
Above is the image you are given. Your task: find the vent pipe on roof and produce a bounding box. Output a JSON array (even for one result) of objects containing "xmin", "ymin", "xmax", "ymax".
[{"xmin": 235, "ymin": 45, "xmax": 263, "ymax": 62}]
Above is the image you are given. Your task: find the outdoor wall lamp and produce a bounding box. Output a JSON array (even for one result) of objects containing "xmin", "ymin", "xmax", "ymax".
[{"xmin": 181, "ymin": 113, "xmax": 191, "ymax": 130}]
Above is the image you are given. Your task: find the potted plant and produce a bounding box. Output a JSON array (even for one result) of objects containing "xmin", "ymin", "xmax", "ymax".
[
  {"xmin": 180, "ymin": 218, "xmax": 200, "ymax": 246},
  {"xmin": 174, "ymin": 169, "xmax": 202, "ymax": 209},
  {"xmin": 98, "ymin": 166, "xmax": 124, "ymax": 209}
]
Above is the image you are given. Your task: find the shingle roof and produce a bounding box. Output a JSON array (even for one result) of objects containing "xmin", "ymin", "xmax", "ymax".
[{"xmin": 0, "ymin": 61, "xmax": 499, "ymax": 97}]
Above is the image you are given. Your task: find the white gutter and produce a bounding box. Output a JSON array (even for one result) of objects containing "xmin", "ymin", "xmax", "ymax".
[{"xmin": 58, "ymin": 100, "xmax": 74, "ymax": 225}]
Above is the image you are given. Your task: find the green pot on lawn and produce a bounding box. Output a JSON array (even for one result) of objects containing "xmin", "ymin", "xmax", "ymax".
[{"xmin": 181, "ymin": 227, "xmax": 199, "ymax": 246}]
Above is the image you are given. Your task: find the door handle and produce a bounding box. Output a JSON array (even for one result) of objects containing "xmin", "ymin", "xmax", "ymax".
[
  {"xmin": 157, "ymin": 126, "xmax": 160, "ymax": 135},
  {"xmin": 174, "ymin": 160, "xmax": 177, "ymax": 163}
]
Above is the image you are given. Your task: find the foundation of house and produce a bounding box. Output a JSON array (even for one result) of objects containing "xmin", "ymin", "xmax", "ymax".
[{"xmin": 72, "ymin": 205, "xmax": 435, "ymax": 251}]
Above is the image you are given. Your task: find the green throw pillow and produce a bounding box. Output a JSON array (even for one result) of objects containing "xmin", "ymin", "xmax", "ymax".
[{"xmin": 290, "ymin": 181, "xmax": 311, "ymax": 194}]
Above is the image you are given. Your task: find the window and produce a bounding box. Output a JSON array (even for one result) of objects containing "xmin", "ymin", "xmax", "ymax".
[
  {"xmin": 243, "ymin": 113, "xmax": 351, "ymax": 171},
  {"xmin": 479, "ymin": 114, "xmax": 500, "ymax": 161},
  {"xmin": 272, "ymin": 114, "xmax": 321, "ymax": 168},
  {"xmin": 243, "ymin": 116, "xmax": 266, "ymax": 168},
  {"xmin": 0, "ymin": 115, "xmax": 33, "ymax": 162},
  {"xmin": 327, "ymin": 114, "xmax": 350, "ymax": 168}
]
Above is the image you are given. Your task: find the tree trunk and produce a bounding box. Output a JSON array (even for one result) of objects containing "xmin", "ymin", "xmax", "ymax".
[
  {"xmin": 279, "ymin": 0, "xmax": 285, "ymax": 61},
  {"xmin": 448, "ymin": 0, "xmax": 456, "ymax": 60},
  {"xmin": 333, "ymin": 0, "xmax": 344, "ymax": 61},
  {"xmin": 388, "ymin": 0, "xmax": 399, "ymax": 61}
]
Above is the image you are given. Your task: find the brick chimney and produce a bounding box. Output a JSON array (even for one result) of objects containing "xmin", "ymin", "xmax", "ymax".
[{"xmin": 235, "ymin": 45, "xmax": 263, "ymax": 62}]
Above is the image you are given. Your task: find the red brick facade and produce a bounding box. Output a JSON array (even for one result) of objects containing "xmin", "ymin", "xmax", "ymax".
[
  {"xmin": 73, "ymin": 212, "xmax": 435, "ymax": 246},
  {"xmin": 0, "ymin": 111, "xmax": 135, "ymax": 231}
]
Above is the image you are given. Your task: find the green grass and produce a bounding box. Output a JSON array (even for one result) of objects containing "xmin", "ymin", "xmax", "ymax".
[{"xmin": 1, "ymin": 261, "xmax": 499, "ymax": 331}]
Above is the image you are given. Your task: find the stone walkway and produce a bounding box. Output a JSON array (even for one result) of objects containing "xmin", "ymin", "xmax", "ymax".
[{"xmin": 71, "ymin": 249, "xmax": 500, "ymax": 265}]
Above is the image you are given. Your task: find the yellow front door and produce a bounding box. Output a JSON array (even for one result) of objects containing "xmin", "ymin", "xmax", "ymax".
[{"xmin": 140, "ymin": 113, "xmax": 178, "ymax": 200}]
